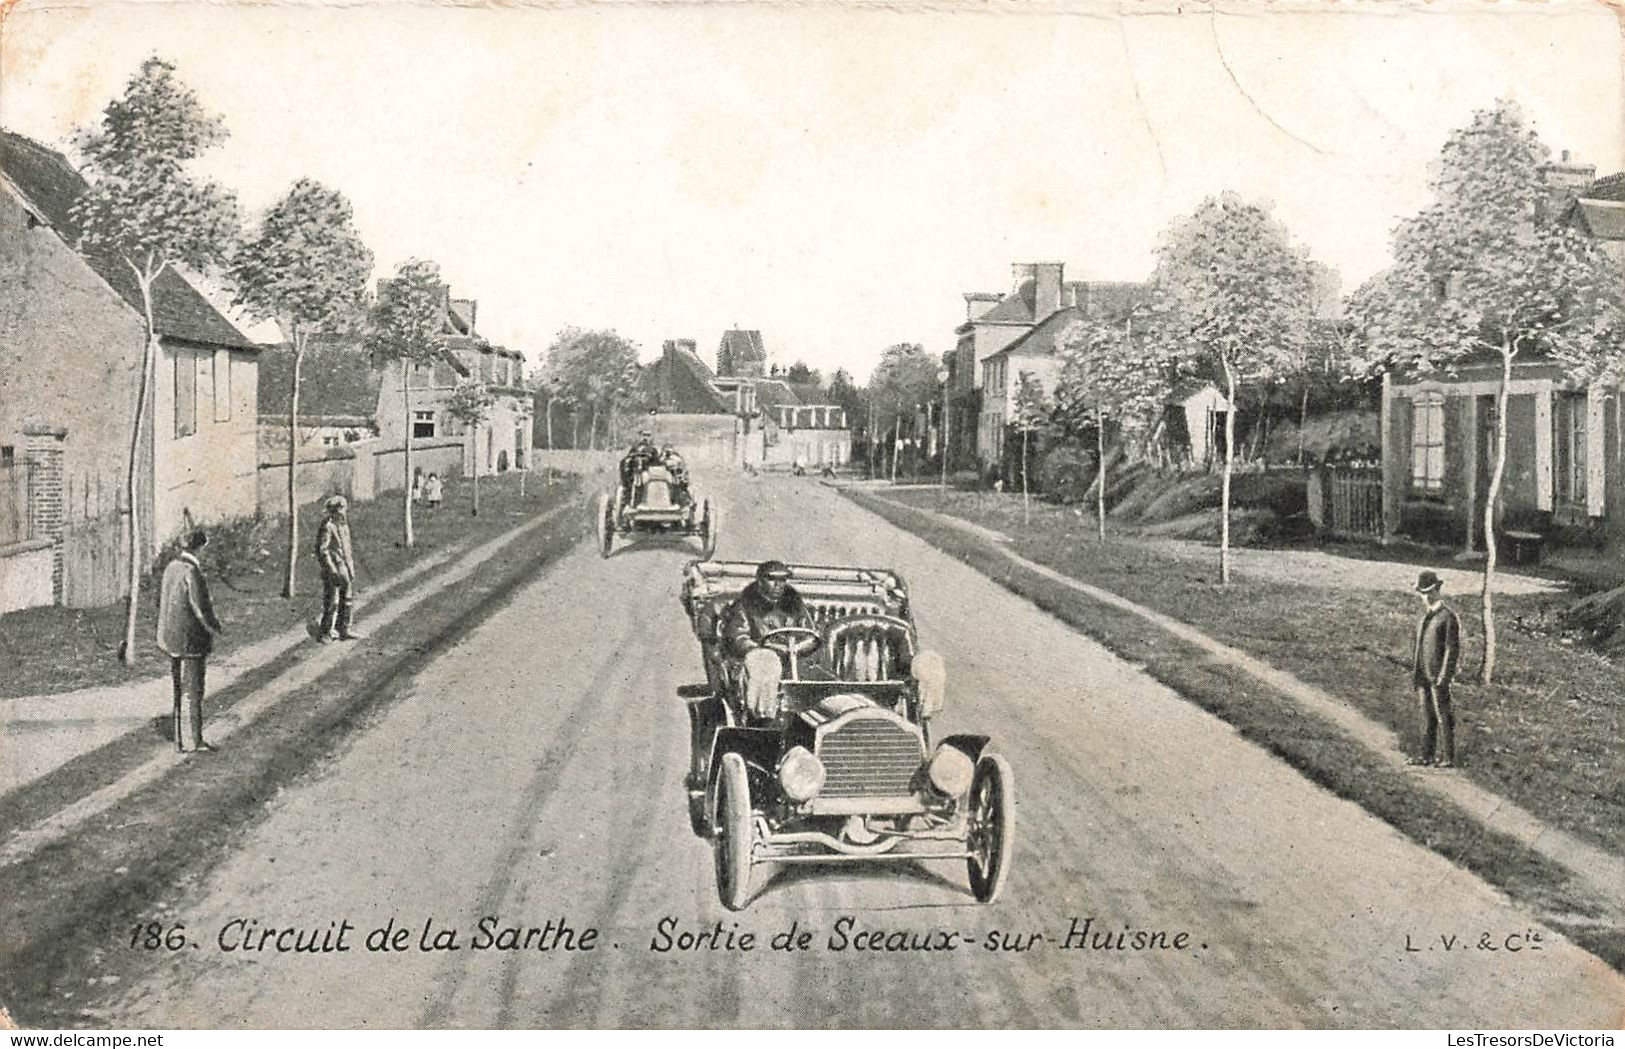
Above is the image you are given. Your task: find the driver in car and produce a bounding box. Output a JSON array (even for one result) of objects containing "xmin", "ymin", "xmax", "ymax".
[
  {"xmin": 722, "ymin": 560, "xmax": 819, "ymax": 717},
  {"xmin": 660, "ymin": 443, "xmax": 693, "ymax": 507},
  {"xmin": 620, "ymin": 429, "xmax": 660, "ymax": 503}
]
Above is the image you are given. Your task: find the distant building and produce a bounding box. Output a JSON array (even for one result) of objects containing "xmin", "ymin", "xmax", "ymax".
[{"xmin": 717, "ymin": 329, "xmax": 767, "ymax": 379}]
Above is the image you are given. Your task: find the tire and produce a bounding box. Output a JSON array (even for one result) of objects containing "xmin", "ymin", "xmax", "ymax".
[
  {"xmin": 713, "ymin": 752, "xmax": 754, "ymax": 911},
  {"xmin": 699, "ymin": 498, "xmax": 719, "ymax": 559},
  {"xmin": 966, "ymin": 753, "xmax": 1014, "ymax": 903},
  {"xmin": 595, "ymin": 492, "xmax": 614, "ymax": 559}
]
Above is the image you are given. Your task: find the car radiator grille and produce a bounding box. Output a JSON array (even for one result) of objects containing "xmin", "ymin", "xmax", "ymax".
[{"xmin": 817, "ymin": 716, "xmax": 924, "ymax": 798}]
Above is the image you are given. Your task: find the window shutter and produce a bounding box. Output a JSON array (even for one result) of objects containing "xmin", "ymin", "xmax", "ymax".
[{"xmin": 1588, "ymin": 386, "xmax": 1607, "ymax": 517}]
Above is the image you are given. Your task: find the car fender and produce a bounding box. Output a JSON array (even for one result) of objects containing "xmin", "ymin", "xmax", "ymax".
[
  {"xmin": 708, "ymin": 727, "xmax": 782, "ymax": 791},
  {"xmin": 937, "ymin": 733, "xmax": 992, "ymax": 764}
]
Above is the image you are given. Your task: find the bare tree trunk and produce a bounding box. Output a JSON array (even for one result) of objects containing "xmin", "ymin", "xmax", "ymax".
[
  {"xmin": 120, "ymin": 275, "xmax": 159, "ymax": 665},
  {"xmin": 1097, "ymin": 400, "xmax": 1107, "ymax": 544},
  {"xmin": 283, "ymin": 333, "xmax": 305, "ymax": 598},
  {"xmin": 471, "ymin": 421, "xmax": 480, "ymax": 516},
  {"xmin": 890, "ymin": 412, "xmax": 901, "ymax": 484},
  {"xmin": 1022, "ymin": 424, "xmax": 1031, "ymax": 526},
  {"xmin": 1221, "ymin": 364, "xmax": 1237, "ymax": 585},
  {"xmin": 1297, "ymin": 382, "xmax": 1310, "ymax": 465},
  {"xmin": 940, "ymin": 391, "xmax": 951, "ymax": 488},
  {"xmin": 1481, "ymin": 344, "xmax": 1513, "ymax": 684},
  {"xmin": 591, "ymin": 403, "xmax": 600, "ymax": 451},
  {"xmin": 571, "ymin": 414, "xmax": 580, "ymax": 450},
  {"xmin": 402, "ymin": 367, "xmax": 415, "ymax": 548}
]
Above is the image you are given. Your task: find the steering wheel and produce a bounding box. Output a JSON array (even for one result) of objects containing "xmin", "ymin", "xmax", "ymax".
[
  {"xmin": 759, "ymin": 626, "xmax": 821, "ymax": 654},
  {"xmin": 757, "ymin": 626, "xmax": 822, "ymax": 679}
]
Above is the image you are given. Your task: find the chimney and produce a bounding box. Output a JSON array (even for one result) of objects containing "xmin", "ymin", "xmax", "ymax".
[
  {"xmin": 662, "ymin": 339, "xmax": 681, "ymax": 411},
  {"xmin": 1539, "ymin": 149, "xmax": 1597, "ymax": 223},
  {"xmin": 964, "ymin": 292, "xmax": 1002, "ymax": 323},
  {"xmin": 1033, "ymin": 262, "xmax": 1064, "ymax": 319},
  {"xmin": 1010, "ymin": 263, "xmax": 1037, "ymax": 296}
]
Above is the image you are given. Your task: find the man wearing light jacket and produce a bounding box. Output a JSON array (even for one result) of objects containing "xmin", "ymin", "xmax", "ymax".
[{"xmin": 316, "ymin": 495, "xmax": 359, "ymax": 642}]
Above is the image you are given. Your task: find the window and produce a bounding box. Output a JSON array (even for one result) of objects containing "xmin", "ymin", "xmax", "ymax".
[
  {"xmin": 413, "ymin": 410, "xmax": 436, "ymax": 439},
  {"xmin": 0, "ymin": 446, "xmax": 13, "ymax": 467},
  {"xmin": 213, "ymin": 349, "xmax": 231, "ymax": 422},
  {"xmin": 175, "ymin": 349, "xmax": 197, "ymax": 438},
  {"xmin": 1410, "ymin": 392, "xmax": 1445, "ymax": 493},
  {"xmin": 1555, "ymin": 393, "xmax": 1587, "ymax": 506}
]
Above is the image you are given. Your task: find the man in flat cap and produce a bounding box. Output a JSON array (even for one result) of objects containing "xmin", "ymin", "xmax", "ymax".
[
  {"xmin": 316, "ymin": 495, "xmax": 359, "ymax": 642},
  {"xmin": 1408, "ymin": 569, "xmax": 1462, "ymax": 768},
  {"xmin": 156, "ymin": 529, "xmax": 224, "ymax": 753}
]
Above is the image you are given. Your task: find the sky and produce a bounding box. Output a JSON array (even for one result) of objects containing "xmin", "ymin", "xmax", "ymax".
[{"xmin": 3, "ymin": 0, "xmax": 1621, "ymax": 380}]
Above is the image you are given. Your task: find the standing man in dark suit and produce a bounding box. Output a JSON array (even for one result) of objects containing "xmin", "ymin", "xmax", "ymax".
[
  {"xmin": 157, "ymin": 529, "xmax": 224, "ymax": 754},
  {"xmin": 1408, "ymin": 569, "xmax": 1462, "ymax": 768},
  {"xmin": 316, "ymin": 495, "xmax": 359, "ymax": 642}
]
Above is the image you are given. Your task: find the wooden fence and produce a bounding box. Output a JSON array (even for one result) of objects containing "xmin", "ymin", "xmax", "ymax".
[
  {"xmin": 1308, "ymin": 466, "xmax": 1385, "ymax": 540},
  {"xmin": 0, "ymin": 463, "xmax": 32, "ymax": 547}
]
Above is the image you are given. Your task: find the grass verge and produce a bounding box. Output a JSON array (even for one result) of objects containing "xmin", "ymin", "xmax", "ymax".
[
  {"xmin": 0, "ymin": 471, "xmax": 573, "ymax": 699},
  {"xmin": 847, "ymin": 487, "xmax": 1624, "ymax": 972}
]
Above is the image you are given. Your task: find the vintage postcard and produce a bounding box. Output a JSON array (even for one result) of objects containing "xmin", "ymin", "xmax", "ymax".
[{"xmin": 1, "ymin": 0, "xmax": 1623, "ymax": 1032}]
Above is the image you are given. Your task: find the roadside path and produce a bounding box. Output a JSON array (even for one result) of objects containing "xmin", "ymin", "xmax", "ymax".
[
  {"xmin": 866, "ymin": 491, "xmax": 1623, "ymax": 916},
  {"xmin": 0, "ymin": 502, "xmax": 573, "ymax": 870}
]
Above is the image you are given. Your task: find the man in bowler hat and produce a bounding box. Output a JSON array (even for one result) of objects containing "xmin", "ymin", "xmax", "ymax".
[
  {"xmin": 316, "ymin": 495, "xmax": 359, "ymax": 642},
  {"xmin": 156, "ymin": 529, "xmax": 224, "ymax": 753},
  {"xmin": 1408, "ymin": 569, "xmax": 1462, "ymax": 768}
]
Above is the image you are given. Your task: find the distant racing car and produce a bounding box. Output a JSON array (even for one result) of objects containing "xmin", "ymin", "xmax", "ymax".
[{"xmin": 596, "ymin": 449, "xmax": 717, "ymax": 559}]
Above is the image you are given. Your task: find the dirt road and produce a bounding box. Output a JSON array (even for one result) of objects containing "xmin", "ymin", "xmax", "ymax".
[{"xmin": 91, "ymin": 473, "xmax": 1623, "ymax": 1028}]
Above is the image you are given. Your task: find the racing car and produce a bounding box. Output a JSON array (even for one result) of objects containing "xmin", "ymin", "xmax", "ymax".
[
  {"xmin": 596, "ymin": 449, "xmax": 717, "ymax": 559},
  {"xmin": 677, "ymin": 559, "xmax": 1014, "ymax": 910}
]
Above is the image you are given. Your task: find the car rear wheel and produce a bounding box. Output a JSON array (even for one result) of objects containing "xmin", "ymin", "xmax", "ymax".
[
  {"xmin": 595, "ymin": 492, "xmax": 614, "ymax": 559},
  {"xmin": 699, "ymin": 498, "xmax": 719, "ymax": 559},
  {"xmin": 966, "ymin": 753, "xmax": 1014, "ymax": 903},
  {"xmin": 713, "ymin": 752, "xmax": 754, "ymax": 910}
]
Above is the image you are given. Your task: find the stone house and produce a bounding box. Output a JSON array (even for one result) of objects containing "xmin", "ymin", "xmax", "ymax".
[{"xmin": 0, "ymin": 130, "xmax": 259, "ymax": 611}]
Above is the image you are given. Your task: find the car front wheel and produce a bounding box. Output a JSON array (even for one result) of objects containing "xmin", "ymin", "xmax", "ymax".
[
  {"xmin": 713, "ymin": 752, "xmax": 754, "ymax": 910},
  {"xmin": 966, "ymin": 753, "xmax": 1014, "ymax": 903},
  {"xmin": 596, "ymin": 492, "xmax": 614, "ymax": 558}
]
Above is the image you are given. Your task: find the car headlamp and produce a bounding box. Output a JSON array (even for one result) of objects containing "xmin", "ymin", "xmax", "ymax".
[
  {"xmin": 927, "ymin": 744, "xmax": 974, "ymax": 798},
  {"xmin": 912, "ymin": 649, "xmax": 946, "ymax": 719},
  {"xmin": 777, "ymin": 746, "xmax": 825, "ymax": 802}
]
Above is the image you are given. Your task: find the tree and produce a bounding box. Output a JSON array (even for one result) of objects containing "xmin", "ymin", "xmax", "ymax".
[
  {"xmin": 867, "ymin": 343, "xmax": 938, "ymax": 482},
  {"xmin": 367, "ymin": 258, "xmax": 450, "ymax": 549},
  {"xmin": 1012, "ymin": 371, "xmax": 1050, "ymax": 526},
  {"xmin": 1350, "ymin": 100, "xmax": 1625, "ymax": 682},
  {"xmin": 70, "ymin": 56, "xmax": 242, "ymax": 664},
  {"xmin": 545, "ymin": 328, "xmax": 639, "ymax": 449},
  {"xmin": 233, "ymin": 179, "xmax": 373, "ymax": 598},
  {"xmin": 1056, "ymin": 301, "xmax": 1167, "ymax": 542},
  {"xmin": 1150, "ymin": 193, "xmax": 1317, "ymax": 584},
  {"xmin": 785, "ymin": 360, "xmax": 823, "ymax": 388},
  {"xmin": 445, "ymin": 379, "xmax": 496, "ymax": 515}
]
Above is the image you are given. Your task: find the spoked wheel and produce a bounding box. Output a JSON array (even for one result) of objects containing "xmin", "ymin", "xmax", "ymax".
[
  {"xmin": 699, "ymin": 498, "xmax": 719, "ymax": 559},
  {"xmin": 595, "ymin": 493, "xmax": 615, "ymax": 558},
  {"xmin": 966, "ymin": 753, "xmax": 1014, "ymax": 903},
  {"xmin": 713, "ymin": 752, "xmax": 754, "ymax": 911}
]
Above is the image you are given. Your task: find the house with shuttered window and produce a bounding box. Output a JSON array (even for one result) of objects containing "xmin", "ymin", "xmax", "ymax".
[{"xmin": 1380, "ymin": 153, "xmax": 1625, "ymax": 552}]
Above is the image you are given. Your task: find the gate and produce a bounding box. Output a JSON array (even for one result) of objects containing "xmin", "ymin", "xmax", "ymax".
[{"xmin": 1312, "ymin": 467, "xmax": 1384, "ymax": 540}]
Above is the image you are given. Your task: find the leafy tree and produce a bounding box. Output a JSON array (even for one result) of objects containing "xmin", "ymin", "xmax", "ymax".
[
  {"xmin": 367, "ymin": 258, "xmax": 449, "ymax": 549},
  {"xmin": 785, "ymin": 360, "xmax": 823, "ymax": 388},
  {"xmin": 71, "ymin": 56, "xmax": 242, "ymax": 664},
  {"xmin": 1350, "ymin": 100, "xmax": 1625, "ymax": 682},
  {"xmin": 867, "ymin": 343, "xmax": 938, "ymax": 482},
  {"xmin": 1012, "ymin": 371, "xmax": 1050, "ymax": 525},
  {"xmin": 233, "ymin": 179, "xmax": 373, "ymax": 598},
  {"xmin": 1150, "ymin": 192, "xmax": 1316, "ymax": 584},
  {"xmin": 1056, "ymin": 302, "xmax": 1167, "ymax": 542},
  {"xmin": 445, "ymin": 379, "xmax": 496, "ymax": 515},
  {"xmin": 545, "ymin": 328, "xmax": 639, "ymax": 449}
]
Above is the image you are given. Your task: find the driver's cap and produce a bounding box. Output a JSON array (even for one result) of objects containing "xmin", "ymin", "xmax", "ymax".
[{"xmin": 756, "ymin": 559, "xmax": 792, "ymax": 581}]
